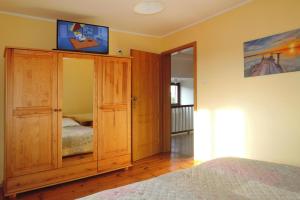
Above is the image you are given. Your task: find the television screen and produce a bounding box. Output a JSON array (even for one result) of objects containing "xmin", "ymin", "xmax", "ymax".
[{"xmin": 57, "ymin": 20, "xmax": 109, "ymax": 54}]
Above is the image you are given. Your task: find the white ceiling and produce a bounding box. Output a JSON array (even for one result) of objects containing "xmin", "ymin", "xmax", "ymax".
[{"xmin": 0, "ymin": 0, "xmax": 250, "ymax": 37}]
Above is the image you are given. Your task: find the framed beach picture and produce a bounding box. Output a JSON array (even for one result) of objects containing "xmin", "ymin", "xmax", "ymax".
[{"xmin": 244, "ymin": 28, "xmax": 300, "ymax": 77}]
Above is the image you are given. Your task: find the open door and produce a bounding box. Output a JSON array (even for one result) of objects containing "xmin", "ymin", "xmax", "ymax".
[{"xmin": 131, "ymin": 49, "xmax": 161, "ymax": 161}]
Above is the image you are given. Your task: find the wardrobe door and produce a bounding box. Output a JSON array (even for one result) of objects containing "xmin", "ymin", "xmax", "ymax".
[
  {"xmin": 5, "ymin": 49, "xmax": 58, "ymax": 177},
  {"xmin": 58, "ymin": 53, "xmax": 98, "ymax": 168},
  {"xmin": 97, "ymin": 57, "xmax": 131, "ymax": 172}
]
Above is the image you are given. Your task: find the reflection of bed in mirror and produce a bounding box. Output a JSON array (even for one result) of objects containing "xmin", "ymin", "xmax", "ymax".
[
  {"xmin": 62, "ymin": 56, "xmax": 95, "ymax": 159},
  {"xmin": 62, "ymin": 117, "xmax": 93, "ymax": 157}
]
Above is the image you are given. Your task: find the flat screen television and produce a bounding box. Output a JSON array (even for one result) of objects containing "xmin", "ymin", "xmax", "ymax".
[{"xmin": 57, "ymin": 20, "xmax": 109, "ymax": 54}]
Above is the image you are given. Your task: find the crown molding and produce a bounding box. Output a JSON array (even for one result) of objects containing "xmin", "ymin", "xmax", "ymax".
[
  {"xmin": 0, "ymin": 0, "xmax": 252, "ymax": 39},
  {"xmin": 0, "ymin": 10, "xmax": 161, "ymax": 38},
  {"xmin": 0, "ymin": 10, "xmax": 55, "ymax": 22},
  {"xmin": 109, "ymin": 28, "xmax": 161, "ymax": 38},
  {"xmin": 160, "ymin": 0, "xmax": 253, "ymax": 38}
]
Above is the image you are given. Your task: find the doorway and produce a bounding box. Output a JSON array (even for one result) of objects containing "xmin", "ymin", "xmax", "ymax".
[
  {"xmin": 130, "ymin": 42, "xmax": 197, "ymax": 161},
  {"xmin": 170, "ymin": 47, "xmax": 195, "ymax": 157},
  {"xmin": 161, "ymin": 42, "xmax": 197, "ymax": 157}
]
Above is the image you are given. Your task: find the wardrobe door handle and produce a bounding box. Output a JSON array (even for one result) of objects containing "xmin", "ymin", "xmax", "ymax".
[{"xmin": 53, "ymin": 109, "xmax": 62, "ymax": 112}]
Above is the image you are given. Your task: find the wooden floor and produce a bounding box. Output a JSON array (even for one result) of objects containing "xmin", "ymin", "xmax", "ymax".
[{"xmin": 1, "ymin": 153, "xmax": 199, "ymax": 200}]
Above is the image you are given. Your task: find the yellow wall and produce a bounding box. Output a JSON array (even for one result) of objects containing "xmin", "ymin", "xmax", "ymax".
[
  {"xmin": 162, "ymin": 0, "xmax": 300, "ymax": 166},
  {"xmin": 0, "ymin": 13, "xmax": 162, "ymax": 183},
  {"xmin": 63, "ymin": 58, "xmax": 94, "ymax": 115}
]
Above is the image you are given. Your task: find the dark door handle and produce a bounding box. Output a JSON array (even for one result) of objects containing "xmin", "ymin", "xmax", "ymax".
[{"xmin": 131, "ymin": 96, "xmax": 137, "ymax": 102}]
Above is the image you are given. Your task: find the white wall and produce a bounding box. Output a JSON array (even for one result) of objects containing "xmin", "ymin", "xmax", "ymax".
[
  {"xmin": 171, "ymin": 134, "xmax": 194, "ymax": 156},
  {"xmin": 171, "ymin": 48, "xmax": 194, "ymax": 105},
  {"xmin": 171, "ymin": 49, "xmax": 194, "ymax": 78},
  {"xmin": 180, "ymin": 78, "xmax": 194, "ymax": 105}
]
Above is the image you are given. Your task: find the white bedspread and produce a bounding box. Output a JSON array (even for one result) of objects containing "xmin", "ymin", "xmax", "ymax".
[
  {"xmin": 79, "ymin": 157, "xmax": 300, "ymax": 200},
  {"xmin": 62, "ymin": 125, "xmax": 93, "ymax": 157}
]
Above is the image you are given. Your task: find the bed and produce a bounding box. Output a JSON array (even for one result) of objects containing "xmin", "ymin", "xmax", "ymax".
[
  {"xmin": 62, "ymin": 118, "xmax": 93, "ymax": 157},
  {"xmin": 79, "ymin": 157, "xmax": 300, "ymax": 200}
]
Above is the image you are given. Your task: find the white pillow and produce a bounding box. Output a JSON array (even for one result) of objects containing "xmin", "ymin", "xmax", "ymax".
[{"xmin": 63, "ymin": 118, "xmax": 80, "ymax": 127}]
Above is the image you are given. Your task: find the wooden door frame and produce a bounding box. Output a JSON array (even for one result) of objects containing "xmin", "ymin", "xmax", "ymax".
[{"xmin": 160, "ymin": 41, "xmax": 197, "ymax": 152}]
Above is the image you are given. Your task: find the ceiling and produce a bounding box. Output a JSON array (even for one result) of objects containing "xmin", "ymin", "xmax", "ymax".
[{"xmin": 0, "ymin": 0, "xmax": 250, "ymax": 37}]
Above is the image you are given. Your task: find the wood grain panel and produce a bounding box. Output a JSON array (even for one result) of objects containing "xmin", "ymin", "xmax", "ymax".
[
  {"xmin": 6, "ymin": 49, "xmax": 58, "ymax": 178},
  {"xmin": 6, "ymin": 161, "xmax": 97, "ymax": 196},
  {"xmin": 13, "ymin": 51, "xmax": 54, "ymax": 108},
  {"xmin": 97, "ymin": 57, "xmax": 132, "ymax": 170},
  {"xmin": 98, "ymin": 154, "xmax": 131, "ymax": 172},
  {"xmin": 99, "ymin": 110, "xmax": 129, "ymax": 159},
  {"xmin": 101, "ymin": 58, "xmax": 128, "ymax": 105},
  {"xmin": 131, "ymin": 49, "xmax": 161, "ymax": 161},
  {"xmin": 12, "ymin": 115, "xmax": 53, "ymax": 176}
]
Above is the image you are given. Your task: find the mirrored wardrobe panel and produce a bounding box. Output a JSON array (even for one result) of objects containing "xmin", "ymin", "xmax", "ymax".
[{"xmin": 59, "ymin": 54, "xmax": 97, "ymax": 166}]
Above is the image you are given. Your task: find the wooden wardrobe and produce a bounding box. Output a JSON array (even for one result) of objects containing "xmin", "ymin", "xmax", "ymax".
[{"xmin": 4, "ymin": 47, "xmax": 132, "ymax": 197}]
